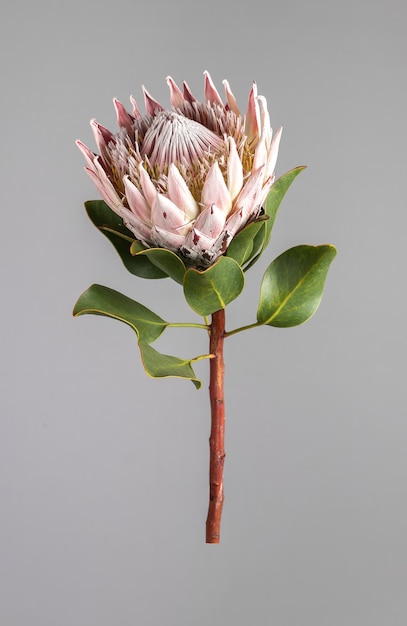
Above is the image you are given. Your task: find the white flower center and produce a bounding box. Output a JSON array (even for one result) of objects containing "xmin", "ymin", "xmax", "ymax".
[{"xmin": 141, "ymin": 111, "xmax": 224, "ymax": 169}]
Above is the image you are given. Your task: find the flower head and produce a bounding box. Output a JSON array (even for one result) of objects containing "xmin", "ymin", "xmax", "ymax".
[{"xmin": 77, "ymin": 71, "xmax": 282, "ymax": 267}]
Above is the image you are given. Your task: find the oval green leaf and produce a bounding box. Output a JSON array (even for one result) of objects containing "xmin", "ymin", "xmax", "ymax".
[
  {"xmin": 257, "ymin": 244, "xmax": 337, "ymax": 327},
  {"xmin": 73, "ymin": 283, "xmax": 168, "ymax": 343},
  {"xmin": 139, "ymin": 342, "xmax": 202, "ymax": 389},
  {"xmin": 226, "ymin": 220, "xmax": 265, "ymax": 266},
  {"xmin": 183, "ymin": 256, "xmax": 245, "ymax": 316},
  {"xmin": 131, "ymin": 247, "xmax": 186, "ymax": 285},
  {"xmin": 263, "ymin": 167, "xmax": 306, "ymax": 248},
  {"xmin": 85, "ymin": 200, "xmax": 167, "ymax": 279}
]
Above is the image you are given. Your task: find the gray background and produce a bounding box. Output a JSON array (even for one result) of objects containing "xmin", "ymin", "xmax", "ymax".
[{"xmin": 1, "ymin": 0, "xmax": 406, "ymax": 624}]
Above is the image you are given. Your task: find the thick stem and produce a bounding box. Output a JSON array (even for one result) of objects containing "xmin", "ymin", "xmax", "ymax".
[{"xmin": 206, "ymin": 308, "xmax": 226, "ymax": 544}]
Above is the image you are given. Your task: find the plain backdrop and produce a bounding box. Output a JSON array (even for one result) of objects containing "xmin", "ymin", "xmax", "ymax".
[{"xmin": 1, "ymin": 0, "xmax": 406, "ymax": 624}]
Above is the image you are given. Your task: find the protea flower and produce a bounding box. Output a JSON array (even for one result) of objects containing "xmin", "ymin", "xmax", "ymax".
[{"xmin": 77, "ymin": 71, "xmax": 282, "ymax": 267}]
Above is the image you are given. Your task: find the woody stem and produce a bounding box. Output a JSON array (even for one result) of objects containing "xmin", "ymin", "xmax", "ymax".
[{"xmin": 206, "ymin": 308, "xmax": 226, "ymax": 544}]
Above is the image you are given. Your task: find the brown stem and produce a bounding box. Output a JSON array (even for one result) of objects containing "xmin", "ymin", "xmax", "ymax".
[{"xmin": 206, "ymin": 308, "xmax": 226, "ymax": 544}]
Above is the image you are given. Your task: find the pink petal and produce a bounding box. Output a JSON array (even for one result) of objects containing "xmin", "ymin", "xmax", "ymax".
[
  {"xmin": 222, "ymin": 79, "xmax": 240, "ymax": 114},
  {"xmin": 92, "ymin": 154, "xmax": 114, "ymax": 183},
  {"xmin": 211, "ymin": 229, "xmax": 233, "ymax": 257},
  {"xmin": 138, "ymin": 163, "xmax": 157, "ymax": 208},
  {"xmin": 113, "ymin": 98, "xmax": 134, "ymax": 134},
  {"xmin": 257, "ymin": 96, "xmax": 271, "ymax": 135},
  {"xmin": 182, "ymin": 81, "xmax": 196, "ymax": 103},
  {"xmin": 120, "ymin": 206, "xmax": 153, "ymax": 242},
  {"xmin": 257, "ymin": 175, "xmax": 275, "ymax": 208},
  {"xmin": 90, "ymin": 119, "xmax": 115, "ymax": 154},
  {"xmin": 253, "ymin": 96, "xmax": 273, "ymax": 171},
  {"xmin": 201, "ymin": 161, "xmax": 232, "ymax": 214},
  {"xmin": 252, "ymin": 128, "xmax": 268, "ymax": 172},
  {"xmin": 151, "ymin": 193, "xmax": 191, "ymax": 234},
  {"xmin": 233, "ymin": 165, "xmax": 265, "ymax": 218},
  {"xmin": 84, "ymin": 164, "xmax": 122, "ymax": 215},
  {"xmin": 123, "ymin": 176, "xmax": 152, "ymax": 224},
  {"xmin": 192, "ymin": 204, "xmax": 226, "ymax": 240},
  {"xmin": 167, "ymin": 164, "xmax": 199, "ymax": 220},
  {"xmin": 76, "ymin": 140, "xmax": 97, "ymax": 170},
  {"xmin": 152, "ymin": 225, "xmax": 187, "ymax": 251},
  {"xmin": 166, "ymin": 76, "xmax": 185, "ymax": 108},
  {"xmin": 223, "ymin": 208, "xmax": 246, "ymax": 238},
  {"xmin": 186, "ymin": 229, "xmax": 217, "ymax": 251},
  {"xmin": 183, "ymin": 207, "xmax": 229, "ymax": 264},
  {"xmin": 142, "ymin": 86, "xmax": 164, "ymax": 116},
  {"xmin": 203, "ymin": 71, "xmax": 223, "ymax": 106},
  {"xmin": 227, "ymin": 138, "xmax": 244, "ymax": 201},
  {"xmin": 182, "ymin": 227, "xmax": 220, "ymax": 265},
  {"xmin": 245, "ymin": 83, "xmax": 260, "ymax": 146},
  {"xmin": 130, "ymin": 96, "xmax": 141, "ymax": 118},
  {"xmin": 264, "ymin": 127, "xmax": 282, "ymax": 180}
]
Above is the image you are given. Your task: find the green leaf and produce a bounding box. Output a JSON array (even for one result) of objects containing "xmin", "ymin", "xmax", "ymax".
[
  {"xmin": 263, "ymin": 167, "xmax": 306, "ymax": 248},
  {"xmin": 244, "ymin": 166, "xmax": 306, "ymax": 270},
  {"xmin": 242, "ymin": 223, "xmax": 267, "ymax": 269},
  {"xmin": 139, "ymin": 343, "xmax": 202, "ymax": 389},
  {"xmin": 73, "ymin": 284, "xmax": 203, "ymax": 387},
  {"xmin": 85, "ymin": 200, "xmax": 167, "ymax": 279},
  {"xmin": 257, "ymin": 245, "xmax": 337, "ymax": 327},
  {"xmin": 73, "ymin": 284, "xmax": 168, "ymax": 343},
  {"xmin": 183, "ymin": 256, "xmax": 245, "ymax": 316},
  {"xmin": 131, "ymin": 246, "xmax": 186, "ymax": 285},
  {"xmin": 226, "ymin": 220, "xmax": 265, "ymax": 266}
]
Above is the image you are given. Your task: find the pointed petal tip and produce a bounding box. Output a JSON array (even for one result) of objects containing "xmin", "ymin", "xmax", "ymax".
[
  {"xmin": 142, "ymin": 85, "xmax": 164, "ymax": 115},
  {"xmin": 112, "ymin": 96, "xmax": 125, "ymax": 112},
  {"xmin": 77, "ymin": 140, "xmax": 97, "ymax": 176},
  {"xmin": 90, "ymin": 118, "xmax": 112, "ymax": 136},
  {"xmin": 167, "ymin": 163, "xmax": 199, "ymax": 219},
  {"xmin": 129, "ymin": 95, "xmax": 141, "ymax": 117},
  {"xmin": 166, "ymin": 75, "xmax": 185, "ymax": 108},
  {"xmin": 182, "ymin": 80, "xmax": 196, "ymax": 103},
  {"xmin": 203, "ymin": 71, "xmax": 223, "ymax": 106},
  {"xmin": 76, "ymin": 140, "xmax": 96, "ymax": 164},
  {"xmin": 113, "ymin": 97, "xmax": 134, "ymax": 132},
  {"xmin": 222, "ymin": 79, "xmax": 240, "ymax": 114},
  {"xmin": 201, "ymin": 161, "xmax": 232, "ymax": 214}
]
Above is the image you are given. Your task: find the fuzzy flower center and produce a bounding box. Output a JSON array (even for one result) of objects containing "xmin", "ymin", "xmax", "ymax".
[{"xmin": 141, "ymin": 111, "xmax": 224, "ymax": 169}]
